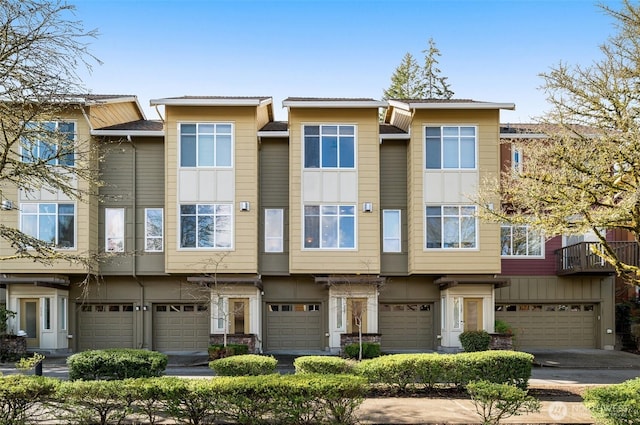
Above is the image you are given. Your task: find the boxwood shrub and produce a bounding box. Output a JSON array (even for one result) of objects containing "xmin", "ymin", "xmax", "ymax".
[
  {"xmin": 344, "ymin": 342, "xmax": 381, "ymax": 359},
  {"xmin": 67, "ymin": 349, "xmax": 168, "ymax": 380},
  {"xmin": 209, "ymin": 354, "xmax": 277, "ymax": 376},
  {"xmin": 459, "ymin": 330, "xmax": 491, "ymax": 352},
  {"xmin": 584, "ymin": 377, "xmax": 640, "ymax": 425},
  {"xmin": 207, "ymin": 343, "xmax": 249, "ymax": 360},
  {"xmin": 0, "ymin": 375, "xmax": 59, "ymax": 425},
  {"xmin": 294, "ymin": 355, "xmax": 355, "ymax": 374}
]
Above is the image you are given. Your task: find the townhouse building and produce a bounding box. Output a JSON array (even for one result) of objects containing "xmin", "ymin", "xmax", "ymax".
[{"xmin": 0, "ymin": 95, "xmax": 617, "ymax": 354}]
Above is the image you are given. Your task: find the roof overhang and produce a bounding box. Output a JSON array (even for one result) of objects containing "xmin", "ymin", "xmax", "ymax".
[
  {"xmin": 91, "ymin": 129, "xmax": 165, "ymax": 137},
  {"xmin": 499, "ymin": 132, "xmax": 547, "ymax": 139},
  {"xmin": 84, "ymin": 96, "xmax": 139, "ymax": 106},
  {"xmin": 314, "ymin": 275, "xmax": 386, "ymax": 288},
  {"xmin": 0, "ymin": 274, "xmax": 70, "ymax": 290},
  {"xmin": 150, "ymin": 97, "xmax": 272, "ymax": 107},
  {"xmin": 380, "ymin": 133, "xmax": 410, "ymax": 140},
  {"xmin": 257, "ymin": 130, "xmax": 289, "ymax": 138},
  {"xmin": 283, "ymin": 100, "xmax": 387, "ymax": 108},
  {"xmin": 187, "ymin": 275, "xmax": 263, "ymax": 290},
  {"xmin": 389, "ymin": 99, "xmax": 516, "ymax": 111},
  {"xmin": 434, "ymin": 275, "xmax": 510, "ymax": 290}
]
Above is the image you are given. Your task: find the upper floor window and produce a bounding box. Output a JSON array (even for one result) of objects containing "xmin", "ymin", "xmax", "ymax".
[
  {"xmin": 180, "ymin": 123, "xmax": 233, "ymax": 167},
  {"xmin": 145, "ymin": 208, "xmax": 164, "ymax": 252},
  {"xmin": 264, "ymin": 208, "xmax": 284, "ymax": 253},
  {"xmin": 501, "ymin": 224, "xmax": 543, "ymax": 257},
  {"xmin": 512, "ymin": 145, "xmax": 523, "ymax": 173},
  {"xmin": 105, "ymin": 208, "xmax": 125, "ymax": 252},
  {"xmin": 382, "ymin": 209, "xmax": 401, "ymax": 253},
  {"xmin": 304, "ymin": 205, "xmax": 355, "ymax": 249},
  {"xmin": 425, "ymin": 205, "xmax": 477, "ymax": 249},
  {"xmin": 21, "ymin": 202, "xmax": 75, "ymax": 249},
  {"xmin": 22, "ymin": 121, "xmax": 75, "ymax": 166},
  {"xmin": 180, "ymin": 204, "xmax": 232, "ymax": 248},
  {"xmin": 304, "ymin": 125, "xmax": 355, "ymax": 169},
  {"xmin": 425, "ymin": 125, "xmax": 476, "ymax": 169}
]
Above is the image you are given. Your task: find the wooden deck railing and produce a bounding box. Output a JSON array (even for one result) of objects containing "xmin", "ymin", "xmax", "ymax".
[{"xmin": 555, "ymin": 241, "xmax": 640, "ymax": 275}]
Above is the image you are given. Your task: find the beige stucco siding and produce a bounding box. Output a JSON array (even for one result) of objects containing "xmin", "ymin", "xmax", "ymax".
[
  {"xmin": 164, "ymin": 106, "xmax": 258, "ymax": 274},
  {"xmin": 288, "ymin": 108, "xmax": 380, "ymax": 274},
  {"xmin": 89, "ymin": 101, "xmax": 144, "ymax": 129},
  {"xmin": 408, "ymin": 109, "xmax": 501, "ymax": 274}
]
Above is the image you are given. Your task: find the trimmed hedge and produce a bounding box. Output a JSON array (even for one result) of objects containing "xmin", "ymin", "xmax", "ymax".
[
  {"xmin": 294, "ymin": 355, "xmax": 355, "ymax": 374},
  {"xmin": 0, "ymin": 375, "xmax": 59, "ymax": 425},
  {"xmin": 353, "ymin": 350, "xmax": 533, "ymax": 389},
  {"xmin": 209, "ymin": 354, "xmax": 277, "ymax": 376},
  {"xmin": 67, "ymin": 349, "xmax": 168, "ymax": 381},
  {"xmin": 208, "ymin": 343, "xmax": 249, "ymax": 360},
  {"xmin": 344, "ymin": 342, "xmax": 381, "ymax": 359},
  {"xmin": 583, "ymin": 377, "xmax": 640, "ymax": 425},
  {"xmin": 459, "ymin": 330, "xmax": 491, "ymax": 352}
]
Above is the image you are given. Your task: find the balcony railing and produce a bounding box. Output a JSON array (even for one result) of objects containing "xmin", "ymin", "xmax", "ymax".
[{"xmin": 555, "ymin": 241, "xmax": 640, "ymax": 275}]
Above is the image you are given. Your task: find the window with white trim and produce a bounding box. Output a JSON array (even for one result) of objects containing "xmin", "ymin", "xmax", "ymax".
[
  {"xmin": 59, "ymin": 297, "xmax": 67, "ymax": 331},
  {"xmin": 426, "ymin": 205, "xmax": 477, "ymax": 249},
  {"xmin": 512, "ymin": 145, "xmax": 523, "ymax": 173},
  {"xmin": 264, "ymin": 208, "xmax": 284, "ymax": 253},
  {"xmin": 180, "ymin": 204, "xmax": 232, "ymax": 248},
  {"xmin": 501, "ymin": 224, "xmax": 543, "ymax": 257},
  {"xmin": 22, "ymin": 121, "xmax": 75, "ymax": 166},
  {"xmin": 145, "ymin": 208, "xmax": 163, "ymax": 252},
  {"xmin": 180, "ymin": 123, "xmax": 233, "ymax": 167},
  {"xmin": 425, "ymin": 125, "xmax": 476, "ymax": 169},
  {"xmin": 304, "ymin": 125, "xmax": 355, "ymax": 169},
  {"xmin": 43, "ymin": 297, "xmax": 51, "ymax": 330},
  {"xmin": 105, "ymin": 208, "xmax": 125, "ymax": 252},
  {"xmin": 382, "ymin": 209, "xmax": 401, "ymax": 252},
  {"xmin": 21, "ymin": 203, "xmax": 75, "ymax": 248},
  {"xmin": 304, "ymin": 205, "xmax": 355, "ymax": 249}
]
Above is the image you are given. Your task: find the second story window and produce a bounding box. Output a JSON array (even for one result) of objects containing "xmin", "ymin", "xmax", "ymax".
[
  {"xmin": 382, "ymin": 209, "xmax": 401, "ymax": 253},
  {"xmin": 425, "ymin": 125, "xmax": 476, "ymax": 169},
  {"xmin": 145, "ymin": 208, "xmax": 164, "ymax": 252},
  {"xmin": 20, "ymin": 203, "xmax": 75, "ymax": 249},
  {"xmin": 180, "ymin": 123, "xmax": 233, "ymax": 167},
  {"xmin": 105, "ymin": 208, "xmax": 125, "ymax": 252},
  {"xmin": 512, "ymin": 145, "xmax": 523, "ymax": 173},
  {"xmin": 304, "ymin": 125, "xmax": 355, "ymax": 169},
  {"xmin": 264, "ymin": 209, "xmax": 284, "ymax": 253},
  {"xmin": 22, "ymin": 121, "xmax": 75, "ymax": 166},
  {"xmin": 501, "ymin": 224, "xmax": 543, "ymax": 257},
  {"xmin": 426, "ymin": 205, "xmax": 477, "ymax": 249},
  {"xmin": 180, "ymin": 204, "xmax": 232, "ymax": 249},
  {"xmin": 304, "ymin": 205, "xmax": 355, "ymax": 249}
]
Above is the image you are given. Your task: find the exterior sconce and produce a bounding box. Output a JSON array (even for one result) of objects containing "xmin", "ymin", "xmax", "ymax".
[
  {"xmin": 1, "ymin": 200, "xmax": 13, "ymax": 211},
  {"xmin": 135, "ymin": 306, "xmax": 141, "ymax": 311},
  {"xmin": 362, "ymin": 202, "xmax": 373, "ymax": 213},
  {"xmin": 143, "ymin": 305, "xmax": 149, "ymax": 311},
  {"xmin": 240, "ymin": 201, "xmax": 250, "ymax": 212}
]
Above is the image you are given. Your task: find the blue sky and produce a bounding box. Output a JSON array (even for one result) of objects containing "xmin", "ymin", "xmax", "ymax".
[{"xmin": 73, "ymin": 0, "xmax": 621, "ymax": 122}]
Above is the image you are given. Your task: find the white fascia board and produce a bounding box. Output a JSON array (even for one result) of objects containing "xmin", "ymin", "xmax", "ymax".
[
  {"xmin": 91, "ymin": 130, "xmax": 164, "ymax": 137},
  {"xmin": 389, "ymin": 100, "xmax": 516, "ymax": 110},
  {"xmin": 84, "ymin": 96, "xmax": 138, "ymax": 105},
  {"xmin": 257, "ymin": 130, "xmax": 289, "ymax": 138},
  {"xmin": 150, "ymin": 97, "xmax": 272, "ymax": 107},
  {"xmin": 282, "ymin": 100, "xmax": 387, "ymax": 108},
  {"xmin": 380, "ymin": 133, "xmax": 410, "ymax": 140}
]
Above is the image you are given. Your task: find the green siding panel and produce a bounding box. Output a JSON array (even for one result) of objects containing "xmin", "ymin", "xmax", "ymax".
[{"xmin": 380, "ymin": 140, "xmax": 408, "ymax": 274}]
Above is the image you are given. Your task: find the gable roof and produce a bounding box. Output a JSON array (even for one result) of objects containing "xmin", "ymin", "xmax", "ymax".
[
  {"xmin": 283, "ymin": 97, "xmax": 386, "ymax": 108},
  {"xmin": 389, "ymin": 98, "xmax": 515, "ymax": 110},
  {"xmin": 150, "ymin": 96, "xmax": 272, "ymax": 106},
  {"xmin": 91, "ymin": 119, "xmax": 164, "ymax": 137}
]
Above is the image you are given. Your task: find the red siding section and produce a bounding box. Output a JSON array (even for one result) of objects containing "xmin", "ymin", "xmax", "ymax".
[{"xmin": 500, "ymin": 236, "xmax": 561, "ymax": 276}]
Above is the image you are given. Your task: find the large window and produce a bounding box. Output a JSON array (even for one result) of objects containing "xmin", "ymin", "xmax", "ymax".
[
  {"xmin": 22, "ymin": 121, "xmax": 75, "ymax": 166},
  {"xmin": 105, "ymin": 208, "xmax": 125, "ymax": 252},
  {"xmin": 145, "ymin": 208, "xmax": 164, "ymax": 252},
  {"xmin": 501, "ymin": 224, "xmax": 543, "ymax": 257},
  {"xmin": 304, "ymin": 125, "xmax": 355, "ymax": 169},
  {"xmin": 382, "ymin": 209, "xmax": 401, "ymax": 253},
  {"xmin": 180, "ymin": 204, "xmax": 232, "ymax": 248},
  {"xmin": 425, "ymin": 125, "xmax": 476, "ymax": 169},
  {"xmin": 21, "ymin": 203, "xmax": 75, "ymax": 248},
  {"xmin": 180, "ymin": 123, "xmax": 233, "ymax": 167},
  {"xmin": 264, "ymin": 209, "xmax": 284, "ymax": 253},
  {"xmin": 425, "ymin": 205, "xmax": 477, "ymax": 249},
  {"xmin": 304, "ymin": 205, "xmax": 355, "ymax": 249}
]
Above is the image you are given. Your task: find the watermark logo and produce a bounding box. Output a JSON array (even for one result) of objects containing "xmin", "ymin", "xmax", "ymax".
[{"xmin": 548, "ymin": 401, "xmax": 568, "ymax": 421}]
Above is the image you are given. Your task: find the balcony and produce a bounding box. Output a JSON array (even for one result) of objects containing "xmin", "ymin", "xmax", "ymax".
[{"xmin": 556, "ymin": 241, "xmax": 640, "ymax": 275}]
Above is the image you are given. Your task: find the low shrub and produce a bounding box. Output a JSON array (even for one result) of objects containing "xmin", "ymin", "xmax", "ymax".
[
  {"xmin": 126, "ymin": 377, "xmax": 187, "ymax": 425},
  {"xmin": 57, "ymin": 379, "xmax": 135, "ymax": 425},
  {"xmin": 67, "ymin": 349, "xmax": 168, "ymax": 380},
  {"xmin": 494, "ymin": 319, "xmax": 513, "ymax": 335},
  {"xmin": 163, "ymin": 378, "xmax": 221, "ymax": 425},
  {"xmin": 294, "ymin": 355, "xmax": 355, "ymax": 374},
  {"xmin": 344, "ymin": 342, "xmax": 381, "ymax": 359},
  {"xmin": 583, "ymin": 377, "xmax": 640, "ymax": 425},
  {"xmin": 208, "ymin": 343, "xmax": 249, "ymax": 360},
  {"xmin": 354, "ymin": 354, "xmax": 420, "ymax": 390},
  {"xmin": 209, "ymin": 354, "xmax": 277, "ymax": 376},
  {"xmin": 467, "ymin": 380, "xmax": 540, "ymax": 425},
  {"xmin": 459, "ymin": 330, "xmax": 491, "ymax": 352},
  {"xmin": 0, "ymin": 375, "xmax": 59, "ymax": 425}
]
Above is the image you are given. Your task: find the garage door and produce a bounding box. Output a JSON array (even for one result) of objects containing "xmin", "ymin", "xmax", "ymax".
[
  {"xmin": 495, "ymin": 303, "xmax": 597, "ymax": 348},
  {"xmin": 153, "ymin": 303, "xmax": 210, "ymax": 351},
  {"xmin": 78, "ymin": 303, "xmax": 134, "ymax": 351},
  {"xmin": 379, "ymin": 303, "xmax": 434, "ymax": 351},
  {"xmin": 266, "ymin": 303, "xmax": 322, "ymax": 351}
]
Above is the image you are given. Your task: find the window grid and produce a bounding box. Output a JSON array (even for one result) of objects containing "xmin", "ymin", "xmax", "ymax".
[
  {"xmin": 20, "ymin": 203, "xmax": 75, "ymax": 249},
  {"xmin": 105, "ymin": 208, "xmax": 125, "ymax": 252},
  {"xmin": 426, "ymin": 205, "xmax": 477, "ymax": 249},
  {"xmin": 22, "ymin": 121, "xmax": 75, "ymax": 166},
  {"xmin": 304, "ymin": 125, "xmax": 355, "ymax": 169},
  {"xmin": 304, "ymin": 205, "xmax": 355, "ymax": 249},
  {"xmin": 180, "ymin": 204, "xmax": 232, "ymax": 249},
  {"xmin": 425, "ymin": 125, "xmax": 476, "ymax": 170},
  {"xmin": 179, "ymin": 123, "xmax": 233, "ymax": 167},
  {"xmin": 145, "ymin": 208, "xmax": 164, "ymax": 252},
  {"xmin": 500, "ymin": 224, "xmax": 543, "ymax": 257}
]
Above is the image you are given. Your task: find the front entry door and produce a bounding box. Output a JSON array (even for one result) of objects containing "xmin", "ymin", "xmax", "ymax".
[
  {"xmin": 463, "ymin": 298, "xmax": 483, "ymax": 332},
  {"xmin": 20, "ymin": 298, "xmax": 39, "ymax": 348}
]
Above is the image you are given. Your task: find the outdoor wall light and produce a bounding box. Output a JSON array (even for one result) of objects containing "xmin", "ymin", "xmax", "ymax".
[
  {"xmin": 135, "ymin": 306, "xmax": 141, "ymax": 311},
  {"xmin": 1, "ymin": 199, "xmax": 13, "ymax": 211},
  {"xmin": 362, "ymin": 202, "xmax": 373, "ymax": 213},
  {"xmin": 143, "ymin": 305, "xmax": 149, "ymax": 311},
  {"xmin": 240, "ymin": 201, "xmax": 250, "ymax": 212}
]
